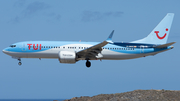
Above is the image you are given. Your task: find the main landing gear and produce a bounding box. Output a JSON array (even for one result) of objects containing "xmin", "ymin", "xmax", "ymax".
[
  {"xmin": 18, "ymin": 59, "xmax": 22, "ymax": 66},
  {"xmin": 86, "ymin": 60, "xmax": 91, "ymax": 68}
]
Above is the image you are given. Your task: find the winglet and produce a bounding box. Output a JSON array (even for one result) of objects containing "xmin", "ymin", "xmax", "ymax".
[{"xmin": 106, "ymin": 30, "xmax": 114, "ymax": 43}]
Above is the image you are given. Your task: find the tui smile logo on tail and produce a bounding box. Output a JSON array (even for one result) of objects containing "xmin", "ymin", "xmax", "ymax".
[{"xmin": 154, "ymin": 28, "xmax": 168, "ymax": 39}]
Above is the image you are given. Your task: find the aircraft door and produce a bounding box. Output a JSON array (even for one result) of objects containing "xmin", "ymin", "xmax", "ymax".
[
  {"xmin": 140, "ymin": 45, "xmax": 144, "ymax": 53},
  {"xmin": 75, "ymin": 46, "xmax": 79, "ymax": 52},
  {"xmin": 22, "ymin": 43, "xmax": 26, "ymax": 51}
]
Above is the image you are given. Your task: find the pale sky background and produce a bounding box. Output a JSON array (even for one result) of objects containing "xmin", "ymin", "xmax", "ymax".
[{"xmin": 0, "ymin": 0, "xmax": 180, "ymax": 99}]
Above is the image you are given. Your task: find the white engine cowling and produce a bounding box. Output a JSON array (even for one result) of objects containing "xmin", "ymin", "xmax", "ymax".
[{"xmin": 58, "ymin": 51, "xmax": 77, "ymax": 63}]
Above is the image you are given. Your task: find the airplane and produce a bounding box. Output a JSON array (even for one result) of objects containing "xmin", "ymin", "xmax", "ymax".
[{"xmin": 2, "ymin": 13, "xmax": 175, "ymax": 68}]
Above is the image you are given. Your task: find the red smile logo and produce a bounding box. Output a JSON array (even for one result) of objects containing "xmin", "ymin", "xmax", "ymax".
[{"xmin": 154, "ymin": 28, "xmax": 168, "ymax": 39}]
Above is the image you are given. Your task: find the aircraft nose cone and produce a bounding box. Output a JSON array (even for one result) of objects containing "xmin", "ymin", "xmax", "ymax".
[
  {"xmin": 2, "ymin": 49, "xmax": 8, "ymax": 54},
  {"xmin": 2, "ymin": 49, "xmax": 6, "ymax": 53}
]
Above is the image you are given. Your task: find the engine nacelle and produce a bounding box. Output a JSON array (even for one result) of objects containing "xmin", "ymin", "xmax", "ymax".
[{"xmin": 58, "ymin": 51, "xmax": 77, "ymax": 63}]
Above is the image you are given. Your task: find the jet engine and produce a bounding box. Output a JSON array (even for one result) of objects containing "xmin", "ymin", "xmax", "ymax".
[{"xmin": 58, "ymin": 51, "xmax": 77, "ymax": 63}]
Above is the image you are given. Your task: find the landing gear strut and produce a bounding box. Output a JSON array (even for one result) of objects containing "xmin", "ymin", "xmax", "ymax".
[
  {"xmin": 86, "ymin": 60, "xmax": 91, "ymax": 68},
  {"xmin": 18, "ymin": 59, "xmax": 22, "ymax": 66}
]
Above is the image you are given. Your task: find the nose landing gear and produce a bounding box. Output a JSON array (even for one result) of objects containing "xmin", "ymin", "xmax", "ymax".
[
  {"xmin": 86, "ymin": 60, "xmax": 91, "ymax": 68},
  {"xmin": 18, "ymin": 59, "xmax": 22, "ymax": 66}
]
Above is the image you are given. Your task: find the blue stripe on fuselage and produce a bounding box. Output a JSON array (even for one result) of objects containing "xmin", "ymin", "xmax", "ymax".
[{"xmin": 112, "ymin": 42, "xmax": 156, "ymax": 48}]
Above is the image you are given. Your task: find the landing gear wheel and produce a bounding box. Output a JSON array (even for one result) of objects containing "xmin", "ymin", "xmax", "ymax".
[
  {"xmin": 86, "ymin": 60, "xmax": 91, "ymax": 68},
  {"xmin": 18, "ymin": 58, "xmax": 22, "ymax": 66},
  {"xmin": 18, "ymin": 62, "xmax": 22, "ymax": 66}
]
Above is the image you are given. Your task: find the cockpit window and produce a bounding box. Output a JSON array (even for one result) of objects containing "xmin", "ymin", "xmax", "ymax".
[{"xmin": 10, "ymin": 45, "xmax": 16, "ymax": 48}]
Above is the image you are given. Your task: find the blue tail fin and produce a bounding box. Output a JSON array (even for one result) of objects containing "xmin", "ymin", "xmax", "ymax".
[{"xmin": 131, "ymin": 13, "xmax": 174, "ymax": 44}]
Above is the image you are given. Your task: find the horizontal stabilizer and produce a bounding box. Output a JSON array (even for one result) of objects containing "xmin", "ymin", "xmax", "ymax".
[{"xmin": 154, "ymin": 42, "xmax": 176, "ymax": 48}]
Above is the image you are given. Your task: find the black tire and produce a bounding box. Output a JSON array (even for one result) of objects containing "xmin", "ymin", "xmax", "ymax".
[
  {"xmin": 18, "ymin": 62, "xmax": 22, "ymax": 66},
  {"xmin": 86, "ymin": 60, "xmax": 91, "ymax": 67}
]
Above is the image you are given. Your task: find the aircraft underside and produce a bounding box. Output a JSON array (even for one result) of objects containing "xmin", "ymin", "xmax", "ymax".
[{"xmin": 4, "ymin": 48, "xmax": 171, "ymax": 67}]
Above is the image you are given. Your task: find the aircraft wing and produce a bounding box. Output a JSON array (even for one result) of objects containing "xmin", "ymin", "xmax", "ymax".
[
  {"xmin": 77, "ymin": 41, "xmax": 109, "ymax": 59},
  {"xmin": 77, "ymin": 30, "xmax": 114, "ymax": 59}
]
